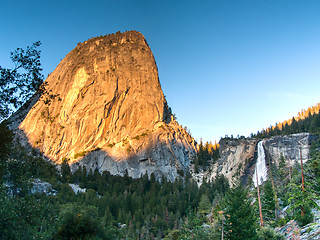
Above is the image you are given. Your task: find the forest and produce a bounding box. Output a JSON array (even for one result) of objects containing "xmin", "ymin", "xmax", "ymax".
[
  {"xmin": 2, "ymin": 117, "xmax": 320, "ymax": 239},
  {"xmin": 0, "ymin": 121, "xmax": 231, "ymax": 239}
]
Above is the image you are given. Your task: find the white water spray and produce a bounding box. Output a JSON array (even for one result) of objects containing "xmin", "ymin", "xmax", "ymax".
[{"xmin": 253, "ymin": 141, "xmax": 268, "ymax": 187}]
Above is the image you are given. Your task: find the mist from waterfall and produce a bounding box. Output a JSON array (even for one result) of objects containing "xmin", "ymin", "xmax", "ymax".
[{"xmin": 253, "ymin": 141, "xmax": 268, "ymax": 187}]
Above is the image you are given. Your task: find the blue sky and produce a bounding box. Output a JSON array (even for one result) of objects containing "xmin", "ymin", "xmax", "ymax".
[{"xmin": 1, "ymin": 0, "xmax": 320, "ymax": 142}]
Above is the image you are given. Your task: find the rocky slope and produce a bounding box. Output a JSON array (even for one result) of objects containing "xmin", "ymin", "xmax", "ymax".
[{"xmin": 11, "ymin": 31, "xmax": 196, "ymax": 181}]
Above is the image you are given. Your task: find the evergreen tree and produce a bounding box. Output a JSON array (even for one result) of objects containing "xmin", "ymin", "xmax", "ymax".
[
  {"xmin": 278, "ymin": 154, "xmax": 288, "ymax": 182},
  {"xmin": 223, "ymin": 183, "xmax": 257, "ymax": 240},
  {"xmin": 261, "ymin": 180, "xmax": 276, "ymax": 224},
  {"xmin": 61, "ymin": 158, "xmax": 72, "ymax": 183},
  {"xmin": 198, "ymin": 194, "xmax": 211, "ymax": 220},
  {"xmin": 0, "ymin": 122, "xmax": 12, "ymax": 181},
  {"xmin": 257, "ymin": 227, "xmax": 284, "ymax": 240}
]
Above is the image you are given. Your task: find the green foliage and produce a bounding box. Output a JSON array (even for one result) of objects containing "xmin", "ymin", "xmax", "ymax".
[
  {"xmin": 257, "ymin": 227, "xmax": 285, "ymax": 240},
  {"xmin": 178, "ymin": 207, "xmax": 214, "ymax": 239},
  {"xmin": 56, "ymin": 204, "xmax": 111, "ymax": 240},
  {"xmin": 0, "ymin": 133, "xmax": 230, "ymax": 240},
  {"xmin": 223, "ymin": 183, "xmax": 257, "ymax": 240},
  {"xmin": 261, "ymin": 180, "xmax": 276, "ymax": 224},
  {"xmin": 252, "ymin": 109, "xmax": 320, "ymax": 138},
  {"xmin": 0, "ymin": 186, "xmax": 58, "ymax": 240},
  {"xmin": 195, "ymin": 140, "xmax": 220, "ymax": 171},
  {"xmin": 0, "ymin": 41, "xmax": 44, "ymax": 120},
  {"xmin": 74, "ymin": 151, "xmax": 88, "ymax": 159},
  {"xmin": 61, "ymin": 158, "xmax": 72, "ymax": 183},
  {"xmin": 132, "ymin": 132, "xmax": 148, "ymax": 140},
  {"xmin": 0, "ymin": 122, "xmax": 13, "ymax": 158},
  {"xmin": 277, "ymin": 154, "xmax": 287, "ymax": 181},
  {"xmin": 305, "ymin": 138, "xmax": 320, "ymax": 192},
  {"xmin": 198, "ymin": 194, "xmax": 211, "ymax": 215},
  {"xmin": 0, "ymin": 122, "xmax": 13, "ymax": 180},
  {"xmin": 285, "ymin": 181, "xmax": 316, "ymax": 226}
]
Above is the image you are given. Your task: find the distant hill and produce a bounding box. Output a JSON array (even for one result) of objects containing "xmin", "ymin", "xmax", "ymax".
[{"xmin": 253, "ymin": 102, "xmax": 320, "ymax": 138}]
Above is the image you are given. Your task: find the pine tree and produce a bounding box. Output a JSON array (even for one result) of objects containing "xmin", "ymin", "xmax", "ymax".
[
  {"xmin": 198, "ymin": 194, "xmax": 211, "ymax": 219},
  {"xmin": 262, "ymin": 180, "xmax": 276, "ymax": 224},
  {"xmin": 278, "ymin": 154, "xmax": 288, "ymax": 182},
  {"xmin": 223, "ymin": 183, "xmax": 257, "ymax": 240},
  {"xmin": 61, "ymin": 158, "xmax": 72, "ymax": 183}
]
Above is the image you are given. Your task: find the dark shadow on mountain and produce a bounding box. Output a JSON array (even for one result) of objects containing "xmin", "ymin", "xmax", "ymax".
[
  {"xmin": 240, "ymin": 142, "xmax": 258, "ymax": 185},
  {"xmin": 13, "ymin": 126, "xmax": 192, "ymax": 182},
  {"xmin": 68, "ymin": 141, "xmax": 187, "ymax": 182}
]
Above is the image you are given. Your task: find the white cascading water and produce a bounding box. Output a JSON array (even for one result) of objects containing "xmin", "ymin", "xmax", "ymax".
[{"xmin": 253, "ymin": 141, "xmax": 268, "ymax": 187}]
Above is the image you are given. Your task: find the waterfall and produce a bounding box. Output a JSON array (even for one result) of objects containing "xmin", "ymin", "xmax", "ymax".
[{"xmin": 253, "ymin": 141, "xmax": 268, "ymax": 187}]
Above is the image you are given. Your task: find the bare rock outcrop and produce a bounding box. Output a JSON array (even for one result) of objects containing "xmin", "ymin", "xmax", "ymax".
[
  {"xmin": 211, "ymin": 138, "xmax": 258, "ymax": 185},
  {"xmin": 191, "ymin": 138, "xmax": 258, "ymax": 186},
  {"xmin": 264, "ymin": 133, "xmax": 317, "ymax": 166},
  {"xmin": 13, "ymin": 31, "xmax": 196, "ymax": 181}
]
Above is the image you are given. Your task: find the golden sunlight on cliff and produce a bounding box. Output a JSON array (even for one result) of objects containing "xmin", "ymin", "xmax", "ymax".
[{"xmin": 61, "ymin": 67, "xmax": 89, "ymax": 121}]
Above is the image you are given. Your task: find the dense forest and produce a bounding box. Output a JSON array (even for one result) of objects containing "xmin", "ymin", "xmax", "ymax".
[
  {"xmin": 0, "ymin": 122, "xmax": 232, "ymax": 239},
  {"xmin": 4, "ymin": 120, "xmax": 320, "ymax": 239}
]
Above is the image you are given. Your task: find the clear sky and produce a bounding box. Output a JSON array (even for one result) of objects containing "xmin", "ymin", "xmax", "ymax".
[{"xmin": 1, "ymin": 0, "xmax": 320, "ymax": 142}]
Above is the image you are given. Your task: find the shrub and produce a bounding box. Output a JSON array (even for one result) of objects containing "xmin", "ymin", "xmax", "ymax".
[
  {"xmin": 257, "ymin": 227, "xmax": 285, "ymax": 240},
  {"xmin": 74, "ymin": 151, "xmax": 87, "ymax": 159}
]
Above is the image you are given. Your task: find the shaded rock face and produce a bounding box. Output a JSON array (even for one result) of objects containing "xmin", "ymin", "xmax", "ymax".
[
  {"xmin": 15, "ymin": 31, "xmax": 196, "ymax": 181},
  {"xmin": 264, "ymin": 133, "xmax": 317, "ymax": 166},
  {"xmin": 70, "ymin": 120, "xmax": 195, "ymax": 181},
  {"xmin": 214, "ymin": 138, "xmax": 258, "ymax": 185},
  {"xmin": 31, "ymin": 179, "xmax": 57, "ymax": 196},
  {"xmin": 193, "ymin": 139, "xmax": 258, "ymax": 185},
  {"xmin": 276, "ymin": 219, "xmax": 320, "ymax": 240}
]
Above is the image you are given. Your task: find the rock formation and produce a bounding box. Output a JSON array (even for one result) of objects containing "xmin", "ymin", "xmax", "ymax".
[
  {"xmin": 263, "ymin": 133, "xmax": 317, "ymax": 166},
  {"xmin": 195, "ymin": 133, "xmax": 318, "ymax": 185},
  {"xmin": 210, "ymin": 138, "xmax": 258, "ymax": 185},
  {"xmin": 13, "ymin": 31, "xmax": 196, "ymax": 181},
  {"xmin": 191, "ymin": 138, "xmax": 258, "ymax": 186}
]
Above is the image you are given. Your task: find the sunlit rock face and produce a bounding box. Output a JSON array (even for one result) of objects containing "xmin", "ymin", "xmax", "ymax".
[{"xmin": 16, "ymin": 31, "xmax": 196, "ymax": 181}]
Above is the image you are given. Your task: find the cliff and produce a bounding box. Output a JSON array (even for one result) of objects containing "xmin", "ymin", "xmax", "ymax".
[
  {"xmin": 191, "ymin": 138, "xmax": 258, "ymax": 185},
  {"xmin": 195, "ymin": 133, "xmax": 318, "ymax": 185},
  {"xmin": 211, "ymin": 138, "xmax": 258, "ymax": 185},
  {"xmin": 12, "ymin": 31, "xmax": 196, "ymax": 181},
  {"xmin": 264, "ymin": 133, "xmax": 318, "ymax": 166}
]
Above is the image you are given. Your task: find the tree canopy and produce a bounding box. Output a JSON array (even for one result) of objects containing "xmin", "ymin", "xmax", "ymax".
[{"xmin": 0, "ymin": 41, "xmax": 44, "ymax": 120}]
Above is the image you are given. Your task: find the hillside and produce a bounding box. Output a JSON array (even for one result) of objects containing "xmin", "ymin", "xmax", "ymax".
[{"xmin": 253, "ymin": 102, "xmax": 320, "ymax": 138}]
